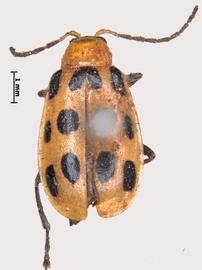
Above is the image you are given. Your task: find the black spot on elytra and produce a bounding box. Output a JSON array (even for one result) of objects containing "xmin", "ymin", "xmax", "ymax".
[
  {"xmin": 61, "ymin": 153, "xmax": 80, "ymax": 184},
  {"xmin": 57, "ymin": 109, "xmax": 79, "ymax": 134},
  {"xmin": 44, "ymin": 120, "xmax": 51, "ymax": 143},
  {"xmin": 124, "ymin": 115, "xmax": 134, "ymax": 139},
  {"xmin": 123, "ymin": 160, "xmax": 136, "ymax": 191},
  {"xmin": 87, "ymin": 67, "xmax": 102, "ymax": 89},
  {"xmin": 96, "ymin": 152, "xmax": 116, "ymax": 182},
  {"xmin": 69, "ymin": 67, "xmax": 102, "ymax": 91},
  {"xmin": 49, "ymin": 70, "xmax": 62, "ymax": 99},
  {"xmin": 46, "ymin": 165, "xmax": 58, "ymax": 197},
  {"xmin": 110, "ymin": 66, "xmax": 125, "ymax": 95},
  {"xmin": 69, "ymin": 68, "xmax": 85, "ymax": 91}
]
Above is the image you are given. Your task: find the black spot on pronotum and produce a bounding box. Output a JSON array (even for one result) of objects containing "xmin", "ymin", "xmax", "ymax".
[
  {"xmin": 87, "ymin": 67, "xmax": 102, "ymax": 89},
  {"xmin": 61, "ymin": 153, "xmax": 80, "ymax": 184},
  {"xmin": 123, "ymin": 160, "xmax": 136, "ymax": 191},
  {"xmin": 69, "ymin": 68, "xmax": 85, "ymax": 91},
  {"xmin": 44, "ymin": 120, "xmax": 51, "ymax": 143},
  {"xmin": 49, "ymin": 70, "xmax": 62, "ymax": 99},
  {"xmin": 124, "ymin": 115, "xmax": 134, "ymax": 139},
  {"xmin": 96, "ymin": 152, "xmax": 116, "ymax": 182},
  {"xmin": 110, "ymin": 66, "xmax": 125, "ymax": 95},
  {"xmin": 46, "ymin": 165, "xmax": 58, "ymax": 197},
  {"xmin": 57, "ymin": 109, "xmax": 79, "ymax": 134}
]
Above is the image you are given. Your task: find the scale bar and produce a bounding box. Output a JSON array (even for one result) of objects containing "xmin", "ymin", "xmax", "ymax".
[{"xmin": 10, "ymin": 71, "xmax": 18, "ymax": 104}]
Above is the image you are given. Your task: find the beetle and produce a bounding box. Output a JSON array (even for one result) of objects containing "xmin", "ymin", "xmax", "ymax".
[{"xmin": 10, "ymin": 6, "xmax": 198, "ymax": 270}]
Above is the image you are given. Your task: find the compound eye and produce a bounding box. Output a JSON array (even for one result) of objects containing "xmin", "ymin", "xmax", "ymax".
[
  {"xmin": 97, "ymin": 36, "xmax": 107, "ymax": 43},
  {"xmin": 69, "ymin": 37, "xmax": 78, "ymax": 43}
]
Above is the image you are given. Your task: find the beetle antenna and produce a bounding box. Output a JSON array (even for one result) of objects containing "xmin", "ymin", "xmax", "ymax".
[
  {"xmin": 95, "ymin": 5, "xmax": 198, "ymax": 43},
  {"xmin": 9, "ymin": 30, "xmax": 81, "ymax": 57}
]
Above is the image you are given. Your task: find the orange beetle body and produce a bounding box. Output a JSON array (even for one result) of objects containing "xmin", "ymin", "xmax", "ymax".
[
  {"xmin": 10, "ymin": 6, "xmax": 198, "ymax": 268},
  {"xmin": 38, "ymin": 37, "xmax": 144, "ymax": 222}
]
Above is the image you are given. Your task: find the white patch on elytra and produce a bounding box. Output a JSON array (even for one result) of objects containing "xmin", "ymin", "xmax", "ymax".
[{"xmin": 89, "ymin": 108, "xmax": 118, "ymax": 137}]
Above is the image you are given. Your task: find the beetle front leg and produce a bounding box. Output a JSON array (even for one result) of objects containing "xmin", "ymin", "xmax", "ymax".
[
  {"xmin": 35, "ymin": 173, "xmax": 51, "ymax": 270},
  {"xmin": 38, "ymin": 89, "xmax": 48, "ymax": 98},
  {"xmin": 143, "ymin": 144, "xmax": 156, "ymax": 164}
]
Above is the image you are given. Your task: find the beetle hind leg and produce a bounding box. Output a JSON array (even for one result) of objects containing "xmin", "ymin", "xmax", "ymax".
[
  {"xmin": 143, "ymin": 144, "xmax": 156, "ymax": 164},
  {"xmin": 69, "ymin": 219, "xmax": 80, "ymax": 226},
  {"xmin": 35, "ymin": 173, "xmax": 51, "ymax": 269}
]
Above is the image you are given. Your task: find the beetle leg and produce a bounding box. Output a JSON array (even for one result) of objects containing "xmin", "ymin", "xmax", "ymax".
[
  {"xmin": 69, "ymin": 219, "xmax": 80, "ymax": 226},
  {"xmin": 35, "ymin": 173, "xmax": 51, "ymax": 270},
  {"xmin": 143, "ymin": 144, "xmax": 156, "ymax": 164},
  {"xmin": 126, "ymin": 73, "xmax": 143, "ymax": 87},
  {"xmin": 38, "ymin": 89, "xmax": 48, "ymax": 98}
]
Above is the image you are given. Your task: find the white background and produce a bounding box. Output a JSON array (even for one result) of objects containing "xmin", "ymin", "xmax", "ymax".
[{"xmin": 1, "ymin": 1, "xmax": 202, "ymax": 270}]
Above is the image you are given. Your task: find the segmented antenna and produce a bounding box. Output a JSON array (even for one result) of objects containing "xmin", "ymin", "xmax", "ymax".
[
  {"xmin": 9, "ymin": 6, "xmax": 198, "ymax": 57},
  {"xmin": 9, "ymin": 31, "xmax": 81, "ymax": 57},
  {"xmin": 95, "ymin": 6, "xmax": 198, "ymax": 43}
]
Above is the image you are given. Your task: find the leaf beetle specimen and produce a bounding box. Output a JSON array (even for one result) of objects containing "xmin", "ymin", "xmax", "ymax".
[{"xmin": 10, "ymin": 5, "xmax": 198, "ymax": 269}]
